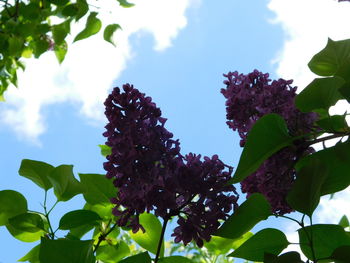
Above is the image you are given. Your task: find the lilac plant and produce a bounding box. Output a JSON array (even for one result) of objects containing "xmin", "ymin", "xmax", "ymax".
[
  {"xmin": 103, "ymin": 84, "xmax": 239, "ymax": 247},
  {"xmin": 221, "ymin": 70, "xmax": 317, "ymax": 214}
]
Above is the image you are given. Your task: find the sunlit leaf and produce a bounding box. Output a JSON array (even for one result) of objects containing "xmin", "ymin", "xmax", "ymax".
[
  {"xmin": 8, "ymin": 212, "xmax": 46, "ymax": 233},
  {"xmin": 0, "ymin": 190, "xmax": 27, "ymax": 226},
  {"xmin": 117, "ymin": 0, "xmax": 135, "ymax": 8},
  {"xmin": 6, "ymin": 224, "xmax": 45, "ymax": 242},
  {"xmin": 83, "ymin": 203, "xmax": 114, "ymax": 220},
  {"xmin": 103, "ymin": 24, "xmax": 121, "ymax": 46},
  {"xmin": 338, "ymin": 215, "xmax": 349, "ymax": 228},
  {"xmin": 47, "ymin": 165, "xmax": 84, "ymax": 202},
  {"xmin": 54, "ymin": 41, "xmax": 68, "ymax": 64},
  {"xmin": 18, "ymin": 159, "xmax": 53, "ymax": 190},
  {"xmin": 99, "ymin": 144, "xmax": 112, "ymax": 157},
  {"xmin": 96, "ymin": 242, "xmax": 130, "ymax": 263},
  {"xmin": 129, "ymin": 213, "xmax": 164, "ymax": 256},
  {"xmin": 79, "ymin": 173, "xmax": 116, "ymax": 205},
  {"xmin": 74, "ymin": 12, "xmax": 101, "ymax": 42}
]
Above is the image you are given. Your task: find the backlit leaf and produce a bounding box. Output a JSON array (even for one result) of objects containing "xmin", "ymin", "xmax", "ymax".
[
  {"xmin": 74, "ymin": 12, "xmax": 101, "ymax": 42},
  {"xmin": 231, "ymin": 114, "xmax": 293, "ymax": 183}
]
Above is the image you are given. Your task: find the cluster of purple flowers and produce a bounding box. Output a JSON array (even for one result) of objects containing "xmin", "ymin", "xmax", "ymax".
[
  {"xmin": 221, "ymin": 70, "xmax": 317, "ymax": 214},
  {"xmin": 103, "ymin": 84, "xmax": 239, "ymax": 246}
]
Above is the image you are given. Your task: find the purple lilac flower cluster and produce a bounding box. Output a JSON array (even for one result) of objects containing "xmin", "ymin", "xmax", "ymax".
[
  {"xmin": 103, "ymin": 84, "xmax": 239, "ymax": 246},
  {"xmin": 221, "ymin": 70, "xmax": 317, "ymax": 214}
]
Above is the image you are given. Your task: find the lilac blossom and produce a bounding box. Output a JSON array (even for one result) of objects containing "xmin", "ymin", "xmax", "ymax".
[
  {"xmin": 222, "ymin": 70, "xmax": 317, "ymax": 214},
  {"xmin": 103, "ymin": 84, "xmax": 239, "ymax": 246}
]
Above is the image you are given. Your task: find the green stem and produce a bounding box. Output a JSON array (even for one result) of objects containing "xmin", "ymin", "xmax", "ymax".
[
  {"xmin": 308, "ymin": 216, "xmax": 317, "ymax": 263},
  {"xmin": 93, "ymin": 221, "xmax": 116, "ymax": 253},
  {"xmin": 43, "ymin": 191, "xmax": 55, "ymax": 239},
  {"xmin": 154, "ymin": 217, "xmax": 168, "ymax": 263},
  {"xmin": 47, "ymin": 200, "xmax": 59, "ymax": 215},
  {"xmin": 274, "ymin": 214, "xmax": 302, "ymax": 226},
  {"xmin": 303, "ymin": 132, "xmax": 350, "ymax": 148}
]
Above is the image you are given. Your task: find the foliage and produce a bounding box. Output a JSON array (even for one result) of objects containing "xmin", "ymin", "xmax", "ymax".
[
  {"xmin": 0, "ymin": 0, "xmax": 133, "ymax": 100},
  {"xmin": 2, "ymin": 1, "xmax": 350, "ymax": 263}
]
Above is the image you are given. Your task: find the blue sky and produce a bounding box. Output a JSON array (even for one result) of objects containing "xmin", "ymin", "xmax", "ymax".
[{"xmin": 1, "ymin": 0, "xmax": 350, "ymax": 262}]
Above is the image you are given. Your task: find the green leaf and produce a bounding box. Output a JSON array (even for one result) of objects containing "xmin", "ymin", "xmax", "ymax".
[
  {"xmin": 264, "ymin": 251, "xmax": 303, "ymax": 263},
  {"xmin": 32, "ymin": 38, "xmax": 50, "ymax": 58},
  {"xmin": 47, "ymin": 165, "xmax": 84, "ymax": 201},
  {"xmin": 8, "ymin": 212, "xmax": 45, "ymax": 233},
  {"xmin": 96, "ymin": 242, "xmax": 130, "ymax": 263},
  {"xmin": 338, "ymin": 215, "xmax": 349, "ymax": 228},
  {"xmin": 62, "ymin": 4, "xmax": 79, "ymax": 17},
  {"xmin": 228, "ymin": 228, "xmax": 289, "ymax": 261},
  {"xmin": 287, "ymin": 158, "xmax": 328, "ymax": 216},
  {"xmin": 58, "ymin": 209, "xmax": 101, "ymax": 230},
  {"xmin": 52, "ymin": 21, "xmax": 70, "ymax": 45},
  {"xmin": 99, "ymin": 144, "xmax": 112, "ymax": 157},
  {"xmin": 331, "ymin": 245, "xmax": 350, "ymax": 262},
  {"xmin": 129, "ymin": 213, "xmax": 164, "ymax": 256},
  {"xmin": 230, "ymin": 114, "xmax": 293, "ymax": 183},
  {"xmin": 6, "ymin": 223, "xmax": 45, "ymax": 242},
  {"xmin": 118, "ymin": 252, "xmax": 152, "ymax": 263},
  {"xmin": 18, "ymin": 244, "xmax": 40, "ymax": 263},
  {"xmin": 22, "ymin": 46, "xmax": 33, "ymax": 58},
  {"xmin": 75, "ymin": 0, "xmax": 89, "ymax": 21},
  {"xmin": 79, "ymin": 173, "xmax": 116, "ymax": 205},
  {"xmin": 8, "ymin": 36, "xmax": 24, "ymax": 56},
  {"xmin": 316, "ymin": 114, "xmax": 349, "ymax": 133},
  {"xmin": 298, "ymin": 224, "xmax": 350, "ymax": 260},
  {"xmin": 54, "ymin": 40, "xmax": 68, "ymax": 64},
  {"xmin": 117, "ymin": 0, "xmax": 135, "ymax": 8},
  {"xmin": 103, "ymin": 24, "xmax": 121, "ymax": 46},
  {"xmin": 158, "ymin": 256, "xmax": 194, "ymax": 263},
  {"xmin": 204, "ymin": 236, "xmax": 237, "ymax": 255},
  {"xmin": 215, "ymin": 193, "xmax": 271, "ymax": 239},
  {"xmin": 67, "ymin": 223, "xmax": 95, "ymax": 240},
  {"xmin": 18, "ymin": 159, "xmax": 54, "ymax": 190},
  {"xmin": 308, "ymin": 38, "xmax": 350, "ymax": 77},
  {"xmin": 74, "ymin": 12, "xmax": 102, "ymax": 42},
  {"xmin": 295, "ymin": 77, "xmax": 345, "ymax": 112},
  {"xmin": 0, "ymin": 190, "xmax": 27, "ymax": 226},
  {"xmin": 92, "ymin": 224, "xmax": 120, "ymax": 246},
  {"xmin": 296, "ymin": 140, "xmax": 350, "ymax": 195},
  {"xmin": 39, "ymin": 238, "xmax": 95, "ymax": 263},
  {"xmin": 83, "ymin": 203, "xmax": 114, "ymax": 220},
  {"xmin": 46, "ymin": 0, "xmax": 69, "ymax": 6},
  {"xmin": 230, "ymin": 232, "xmax": 254, "ymax": 249}
]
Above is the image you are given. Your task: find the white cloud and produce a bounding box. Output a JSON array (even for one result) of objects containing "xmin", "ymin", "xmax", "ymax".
[
  {"xmin": 0, "ymin": 0, "xmax": 199, "ymax": 142},
  {"xmin": 268, "ymin": 0, "xmax": 350, "ymax": 258},
  {"xmin": 268, "ymin": 0, "xmax": 350, "ymax": 88}
]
